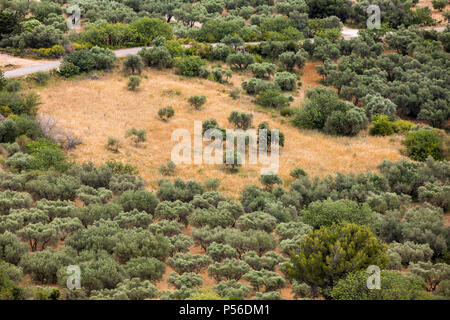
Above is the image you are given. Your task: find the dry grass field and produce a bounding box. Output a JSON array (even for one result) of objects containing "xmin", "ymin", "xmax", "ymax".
[{"xmin": 36, "ymin": 63, "xmax": 405, "ymax": 198}]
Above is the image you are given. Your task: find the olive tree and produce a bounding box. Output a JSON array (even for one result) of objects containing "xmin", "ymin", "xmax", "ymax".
[
  {"xmin": 243, "ymin": 269, "xmax": 286, "ymax": 292},
  {"xmin": 207, "ymin": 258, "xmax": 251, "ymax": 281},
  {"xmin": 123, "ymin": 54, "xmax": 144, "ymax": 75},
  {"xmin": 206, "ymin": 242, "xmax": 238, "ymax": 262},
  {"xmin": 168, "ymin": 253, "xmax": 212, "ymax": 274},
  {"xmin": 228, "ymin": 111, "xmax": 253, "ymax": 130}
]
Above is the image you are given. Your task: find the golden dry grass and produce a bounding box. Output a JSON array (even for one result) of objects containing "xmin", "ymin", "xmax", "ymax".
[{"xmin": 36, "ymin": 64, "xmax": 405, "ymax": 198}]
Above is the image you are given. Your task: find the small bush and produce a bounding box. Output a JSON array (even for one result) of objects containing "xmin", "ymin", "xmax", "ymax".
[
  {"xmin": 403, "ymin": 128, "xmax": 443, "ymax": 161},
  {"xmin": 280, "ymin": 107, "xmax": 295, "ymax": 117},
  {"xmin": 127, "ymin": 76, "xmax": 141, "ymax": 91},
  {"xmin": 106, "ymin": 137, "xmax": 120, "ymax": 153},
  {"xmin": 159, "ymin": 160, "xmax": 176, "ymax": 176},
  {"xmin": 370, "ymin": 115, "xmax": 414, "ymax": 136},
  {"xmin": 229, "ymin": 89, "xmax": 240, "ymax": 100},
  {"xmin": 211, "ymin": 45, "xmax": 231, "ymax": 61},
  {"xmin": 324, "ymin": 108, "xmax": 368, "ymax": 137},
  {"xmin": 158, "ymin": 106, "xmax": 175, "ymax": 121},
  {"xmin": 256, "ymin": 89, "xmax": 291, "ymax": 109},
  {"xmin": 188, "ymin": 95, "xmax": 207, "ymax": 110},
  {"xmin": 204, "ymin": 178, "xmax": 220, "ymax": 191},
  {"xmin": 123, "ymin": 55, "xmax": 144, "ymax": 75},
  {"xmin": 249, "ymin": 63, "xmax": 276, "ymax": 79},
  {"xmin": 241, "ymin": 78, "xmax": 278, "ymax": 95},
  {"xmin": 114, "ymin": 189, "xmax": 158, "ymax": 215},
  {"xmin": 228, "ymin": 111, "xmax": 253, "ymax": 130},
  {"xmin": 274, "ymin": 72, "xmax": 297, "ymax": 91},
  {"xmin": 58, "ymin": 62, "xmax": 80, "ymax": 78},
  {"xmin": 174, "ymin": 56, "xmax": 206, "ymax": 77},
  {"xmin": 26, "ymin": 138, "xmax": 70, "ymax": 171},
  {"xmin": 125, "ymin": 128, "xmax": 146, "ymax": 146},
  {"xmin": 432, "ymin": 0, "xmax": 447, "ymax": 11}
]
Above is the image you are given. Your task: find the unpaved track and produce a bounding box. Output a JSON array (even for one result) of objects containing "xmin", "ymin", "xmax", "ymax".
[{"xmin": 2, "ymin": 26, "xmax": 446, "ymax": 79}]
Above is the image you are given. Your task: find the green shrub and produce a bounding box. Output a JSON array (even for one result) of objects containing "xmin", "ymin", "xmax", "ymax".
[
  {"xmin": 249, "ymin": 63, "xmax": 276, "ymax": 79},
  {"xmin": 0, "ymin": 119, "xmax": 19, "ymax": 143},
  {"xmin": 370, "ymin": 114, "xmax": 414, "ymax": 136},
  {"xmin": 26, "ymin": 138, "xmax": 70, "ymax": 171},
  {"xmin": 229, "ymin": 89, "xmax": 240, "ymax": 100},
  {"xmin": 125, "ymin": 127, "xmax": 146, "ymax": 146},
  {"xmin": 204, "ymin": 178, "xmax": 220, "ymax": 191},
  {"xmin": 127, "ymin": 75, "xmax": 141, "ymax": 91},
  {"xmin": 123, "ymin": 257, "xmax": 166, "ymax": 281},
  {"xmin": 0, "ymin": 190, "xmax": 32, "ymax": 215},
  {"xmin": 158, "ymin": 106, "xmax": 175, "ymax": 121},
  {"xmin": 174, "ymin": 56, "xmax": 206, "ymax": 77},
  {"xmin": 214, "ymin": 280, "xmax": 252, "ymax": 299},
  {"xmin": 20, "ymin": 248, "xmax": 74, "ymax": 284},
  {"xmin": 363, "ymin": 93, "xmax": 397, "ymax": 121},
  {"xmin": 403, "ymin": 128, "xmax": 444, "ymax": 161},
  {"xmin": 280, "ymin": 107, "xmax": 295, "ymax": 117},
  {"xmin": 106, "ymin": 160, "xmax": 139, "ymax": 175},
  {"xmin": 330, "ymin": 270, "xmax": 427, "ymax": 300},
  {"xmin": 211, "ymin": 68, "xmax": 232, "ymax": 83},
  {"xmin": 74, "ymin": 255, "xmax": 124, "ymax": 292},
  {"xmin": 114, "ymin": 189, "xmax": 158, "ymax": 215},
  {"xmin": 226, "ymin": 53, "xmax": 255, "ymax": 70},
  {"xmin": 123, "ymin": 55, "xmax": 144, "ymax": 75},
  {"xmin": 0, "ymin": 231, "xmax": 27, "ymax": 265},
  {"xmin": 301, "ymin": 199, "xmax": 375, "ymax": 229},
  {"xmin": 243, "ymin": 269, "xmax": 286, "ymax": 292},
  {"xmin": 5, "ymin": 79, "xmax": 22, "ymax": 93},
  {"xmin": 228, "ymin": 111, "xmax": 253, "ymax": 130},
  {"xmin": 188, "ymin": 95, "xmax": 207, "ymax": 110},
  {"xmin": 256, "ymin": 89, "xmax": 291, "ymax": 109},
  {"xmin": 106, "ymin": 137, "xmax": 120, "ymax": 152},
  {"xmin": 259, "ymin": 174, "xmax": 283, "ymax": 191},
  {"xmin": 167, "ymin": 272, "xmax": 202, "ymax": 289},
  {"xmin": 90, "ymin": 278, "xmax": 158, "ymax": 300},
  {"xmin": 274, "ymin": 72, "xmax": 297, "ymax": 91},
  {"xmin": 114, "ymin": 229, "xmax": 170, "ymax": 262},
  {"xmin": 159, "ymin": 160, "xmax": 176, "ymax": 176},
  {"xmin": 208, "ymin": 258, "xmax": 250, "ymax": 281},
  {"xmin": 432, "ymin": 0, "xmax": 447, "ymax": 11},
  {"xmin": 10, "ymin": 114, "xmax": 43, "ymax": 140},
  {"xmin": 241, "ymin": 78, "xmax": 278, "ymax": 95},
  {"xmin": 6, "ymin": 151, "xmax": 32, "ymax": 172},
  {"xmin": 323, "ymin": 108, "xmax": 368, "ymax": 137},
  {"xmin": 138, "ymin": 46, "xmax": 172, "ymax": 69},
  {"xmin": 32, "ymin": 72, "xmax": 51, "ymax": 85},
  {"xmin": 211, "ymin": 45, "xmax": 231, "ymax": 61},
  {"xmin": 63, "ymin": 50, "xmax": 96, "ymax": 73},
  {"xmin": 168, "ymin": 253, "xmax": 212, "ymax": 274},
  {"xmin": 25, "ymin": 174, "xmax": 80, "ymax": 201},
  {"xmin": 418, "ymin": 182, "xmax": 450, "ymax": 211},
  {"xmin": 58, "ymin": 61, "xmax": 80, "ymax": 78}
]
